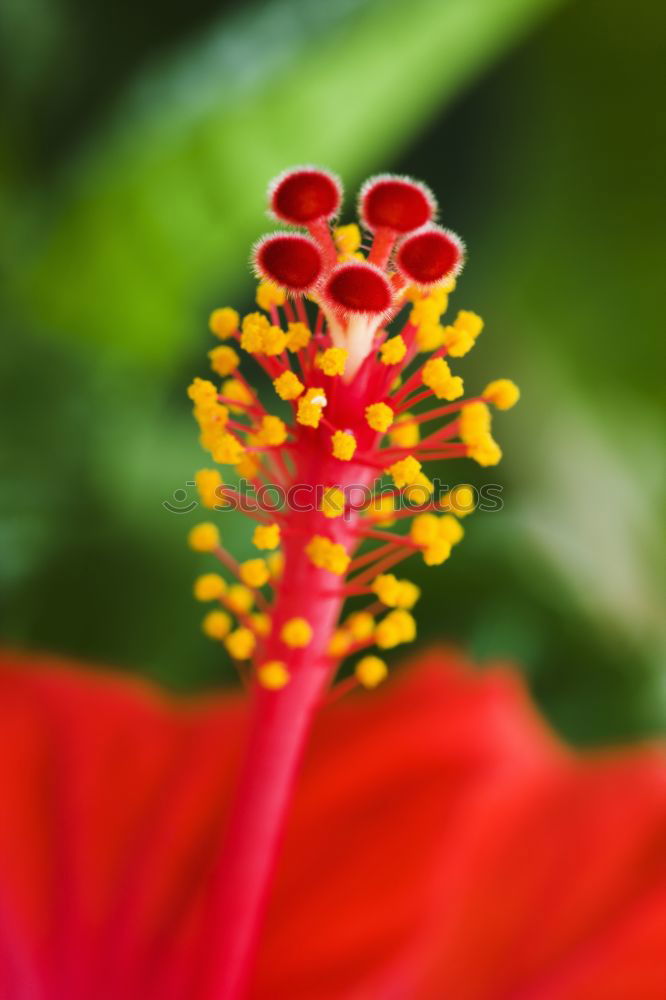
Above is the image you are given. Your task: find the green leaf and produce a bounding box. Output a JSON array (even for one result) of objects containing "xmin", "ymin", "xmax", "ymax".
[{"xmin": 10, "ymin": 0, "xmax": 563, "ymax": 367}]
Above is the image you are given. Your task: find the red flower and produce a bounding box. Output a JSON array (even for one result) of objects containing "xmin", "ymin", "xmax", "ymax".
[{"xmin": 0, "ymin": 648, "xmax": 664, "ymax": 999}]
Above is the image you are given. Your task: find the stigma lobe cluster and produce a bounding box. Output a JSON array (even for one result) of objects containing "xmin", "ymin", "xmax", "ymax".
[{"xmin": 186, "ymin": 167, "xmax": 519, "ymax": 694}]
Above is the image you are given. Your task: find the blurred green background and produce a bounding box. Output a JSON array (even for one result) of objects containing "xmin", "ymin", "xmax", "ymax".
[{"xmin": 1, "ymin": 0, "xmax": 664, "ymax": 745}]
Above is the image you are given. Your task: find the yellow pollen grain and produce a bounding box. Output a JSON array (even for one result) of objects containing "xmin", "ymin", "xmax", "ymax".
[
  {"xmin": 225, "ymin": 628, "xmax": 256, "ymax": 660},
  {"xmin": 187, "ymin": 522, "xmax": 219, "ymax": 552},
  {"xmin": 249, "ymin": 613, "xmax": 271, "ymax": 637},
  {"xmin": 193, "ymin": 573, "xmax": 226, "ymax": 601},
  {"xmin": 286, "ymin": 322, "xmax": 311, "ymax": 352},
  {"xmin": 379, "ymin": 335, "xmax": 407, "ymax": 365},
  {"xmin": 331, "ymin": 430, "xmax": 357, "ymax": 461},
  {"xmin": 371, "ymin": 573, "xmax": 402, "ymax": 607},
  {"xmin": 226, "ymin": 584, "xmax": 254, "ymax": 615},
  {"xmin": 483, "ymin": 379, "xmax": 520, "ymax": 410},
  {"xmin": 328, "ymin": 629, "xmax": 352, "ymax": 657},
  {"xmin": 195, "ymin": 468, "xmax": 223, "ymax": 510},
  {"xmin": 273, "ymin": 370, "xmax": 304, "ymax": 401},
  {"xmin": 297, "ymin": 388, "xmax": 327, "ymax": 428},
  {"xmin": 208, "ymin": 345, "xmax": 240, "ymax": 377},
  {"xmin": 389, "ymin": 416, "xmax": 419, "ymax": 448},
  {"xmin": 442, "ymin": 484, "xmax": 476, "ymax": 517},
  {"xmin": 202, "ymin": 609, "xmax": 232, "ymax": 640},
  {"xmin": 257, "ymin": 661, "xmax": 290, "ymax": 690},
  {"xmin": 334, "ymin": 223, "xmax": 362, "ymax": 256},
  {"xmin": 253, "ymin": 523, "xmax": 281, "ymax": 550},
  {"xmin": 255, "ymin": 414, "xmax": 287, "ymax": 447},
  {"xmin": 280, "ymin": 617, "xmax": 313, "ymax": 648},
  {"xmin": 422, "ymin": 357, "xmax": 464, "ymax": 401},
  {"xmin": 211, "ymin": 432, "xmax": 246, "ymax": 465},
  {"xmin": 345, "ymin": 611, "xmax": 375, "ymax": 641},
  {"xmin": 209, "ymin": 307, "xmax": 239, "ymax": 340},
  {"xmin": 355, "ymin": 655, "xmax": 388, "ymax": 689},
  {"xmin": 387, "ymin": 455, "xmax": 422, "ymax": 488},
  {"xmin": 305, "ymin": 535, "xmax": 350, "ymax": 575},
  {"xmin": 365, "ymin": 402, "xmax": 393, "ymax": 433},
  {"xmin": 239, "ymin": 558, "xmax": 270, "ymax": 588},
  {"xmin": 317, "ymin": 347, "xmax": 348, "ymax": 377},
  {"xmin": 320, "ymin": 486, "xmax": 345, "ymax": 519},
  {"xmin": 256, "ymin": 281, "xmax": 286, "ymax": 310}
]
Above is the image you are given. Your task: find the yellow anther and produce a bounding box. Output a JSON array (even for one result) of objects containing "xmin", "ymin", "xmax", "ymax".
[
  {"xmin": 267, "ymin": 551, "xmax": 284, "ymax": 579},
  {"xmin": 305, "ymin": 535, "xmax": 350, "ymax": 575},
  {"xmin": 249, "ymin": 613, "xmax": 271, "ymax": 637},
  {"xmin": 438, "ymin": 514, "xmax": 464, "ymax": 545},
  {"xmin": 220, "ymin": 378, "xmax": 253, "ymax": 413},
  {"xmin": 459, "ymin": 402, "xmax": 491, "ymax": 444},
  {"xmin": 389, "ymin": 415, "xmax": 419, "ymax": 448},
  {"xmin": 317, "ymin": 347, "xmax": 348, "ymax": 377},
  {"xmin": 297, "ymin": 388, "xmax": 327, "ymax": 428},
  {"xmin": 387, "ymin": 455, "xmax": 422, "ymax": 488},
  {"xmin": 328, "ymin": 629, "xmax": 352, "ymax": 657},
  {"xmin": 334, "ymin": 223, "xmax": 362, "ymax": 256},
  {"xmin": 256, "ymin": 281, "xmax": 286, "ymax": 310},
  {"xmin": 240, "ymin": 312, "xmax": 270, "ymax": 354},
  {"xmin": 253, "ymin": 523, "xmax": 281, "ymax": 550},
  {"xmin": 255, "ymin": 414, "xmax": 287, "ymax": 447},
  {"xmin": 285, "ymin": 322, "xmax": 311, "ymax": 352},
  {"xmin": 368, "ymin": 493, "xmax": 396, "ymax": 527},
  {"xmin": 188, "ymin": 377, "xmax": 218, "ymax": 406},
  {"xmin": 365, "ymin": 402, "xmax": 393, "ymax": 433},
  {"xmin": 195, "ymin": 468, "xmax": 223, "ymax": 509},
  {"xmin": 379, "ymin": 335, "xmax": 407, "ymax": 365},
  {"xmin": 273, "ymin": 370, "xmax": 305, "ymax": 401},
  {"xmin": 235, "ymin": 453, "xmax": 260, "ymax": 478},
  {"xmin": 410, "ymin": 513, "xmax": 440, "ymax": 547},
  {"xmin": 345, "ymin": 611, "xmax": 375, "ymax": 642},
  {"xmin": 396, "ymin": 580, "xmax": 420, "ymax": 609},
  {"xmin": 202, "ymin": 610, "xmax": 232, "ymax": 640},
  {"xmin": 320, "ymin": 486, "xmax": 345, "ymax": 519},
  {"xmin": 468, "ymin": 434, "xmax": 502, "ymax": 466},
  {"xmin": 209, "ymin": 307, "xmax": 239, "ymax": 340},
  {"xmin": 226, "ymin": 584, "xmax": 254, "ymax": 615},
  {"xmin": 410, "ymin": 296, "xmax": 444, "ymax": 327},
  {"xmin": 355, "ymin": 655, "xmax": 388, "ymax": 689},
  {"xmin": 443, "ymin": 310, "xmax": 484, "ymax": 358},
  {"xmin": 331, "ymin": 430, "xmax": 357, "ymax": 461},
  {"xmin": 187, "ymin": 522, "xmax": 219, "ymax": 552},
  {"xmin": 442, "ymin": 484, "xmax": 476, "ymax": 517},
  {"xmin": 239, "ymin": 558, "xmax": 270, "ymax": 588},
  {"xmin": 371, "ymin": 573, "xmax": 402, "ymax": 607},
  {"xmin": 483, "ymin": 379, "xmax": 520, "ymax": 410},
  {"xmin": 422, "ymin": 357, "xmax": 464, "ymax": 401},
  {"xmin": 415, "ymin": 323, "xmax": 446, "ymax": 352},
  {"xmin": 455, "ymin": 309, "xmax": 484, "ymax": 337},
  {"xmin": 262, "ymin": 325, "xmax": 288, "ymax": 356},
  {"xmin": 257, "ymin": 661, "xmax": 290, "ymax": 690},
  {"xmin": 211, "ymin": 432, "xmax": 245, "ymax": 465},
  {"xmin": 423, "ymin": 540, "xmax": 452, "ymax": 566},
  {"xmin": 410, "ymin": 472, "xmax": 434, "ymax": 499},
  {"xmin": 193, "ymin": 573, "xmax": 226, "ymax": 601},
  {"xmin": 280, "ymin": 617, "xmax": 313, "ymax": 648},
  {"xmin": 208, "ymin": 345, "xmax": 240, "ymax": 377},
  {"xmin": 375, "ymin": 609, "xmax": 416, "ymax": 649},
  {"xmin": 225, "ymin": 628, "xmax": 256, "ymax": 660}
]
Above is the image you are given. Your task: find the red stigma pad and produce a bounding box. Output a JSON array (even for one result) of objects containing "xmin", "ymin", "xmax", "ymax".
[
  {"xmin": 270, "ymin": 168, "xmax": 341, "ymax": 225},
  {"xmin": 255, "ymin": 234, "xmax": 323, "ymax": 291},
  {"xmin": 396, "ymin": 227, "xmax": 464, "ymax": 286},
  {"xmin": 360, "ymin": 176, "xmax": 435, "ymax": 233},
  {"xmin": 324, "ymin": 263, "xmax": 393, "ymax": 316}
]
